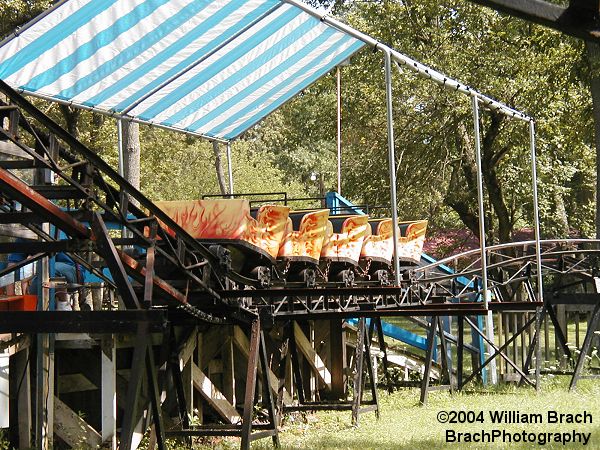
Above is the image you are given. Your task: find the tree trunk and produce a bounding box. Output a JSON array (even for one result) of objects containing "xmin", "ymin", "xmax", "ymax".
[
  {"xmin": 554, "ymin": 190, "xmax": 570, "ymax": 236},
  {"xmin": 586, "ymin": 41, "xmax": 600, "ymax": 238},
  {"xmin": 120, "ymin": 120, "xmax": 141, "ymax": 205},
  {"xmin": 212, "ymin": 141, "xmax": 228, "ymax": 195},
  {"xmin": 59, "ymin": 105, "xmax": 81, "ymax": 138},
  {"xmin": 444, "ymin": 122, "xmax": 481, "ymax": 239}
]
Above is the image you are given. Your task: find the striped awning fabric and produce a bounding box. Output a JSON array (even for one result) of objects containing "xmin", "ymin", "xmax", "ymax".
[{"xmin": 0, "ymin": 0, "xmax": 366, "ymax": 141}]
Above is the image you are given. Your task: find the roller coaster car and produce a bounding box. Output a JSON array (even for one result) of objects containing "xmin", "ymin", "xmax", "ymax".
[
  {"xmin": 397, "ymin": 219, "xmax": 428, "ymax": 264},
  {"xmin": 360, "ymin": 219, "xmax": 428, "ymax": 283},
  {"xmin": 155, "ymin": 199, "xmax": 289, "ymax": 285},
  {"xmin": 277, "ymin": 209, "xmax": 329, "ymax": 286},
  {"xmin": 320, "ymin": 215, "xmax": 370, "ymax": 285}
]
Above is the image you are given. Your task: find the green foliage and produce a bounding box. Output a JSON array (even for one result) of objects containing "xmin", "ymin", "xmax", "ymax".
[
  {"xmin": 3, "ymin": 0, "xmax": 598, "ymax": 240},
  {"xmin": 0, "ymin": 0, "xmax": 52, "ymax": 39},
  {"xmin": 187, "ymin": 380, "xmax": 600, "ymax": 449},
  {"xmin": 248, "ymin": 0, "xmax": 595, "ymax": 240}
]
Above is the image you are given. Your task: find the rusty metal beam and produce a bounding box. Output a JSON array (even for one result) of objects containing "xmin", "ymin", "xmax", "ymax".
[
  {"xmin": 0, "ymin": 166, "xmax": 90, "ymax": 238},
  {"xmin": 91, "ymin": 212, "xmax": 141, "ymax": 310},
  {"xmin": 117, "ymin": 249, "xmax": 187, "ymax": 304}
]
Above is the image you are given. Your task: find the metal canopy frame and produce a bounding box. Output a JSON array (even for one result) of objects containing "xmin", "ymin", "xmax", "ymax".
[
  {"xmin": 282, "ymin": 0, "xmax": 542, "ymax": 294},
  {"xmin": 2, "ymin": 0, "xmax": 542, "ymax": 299}
]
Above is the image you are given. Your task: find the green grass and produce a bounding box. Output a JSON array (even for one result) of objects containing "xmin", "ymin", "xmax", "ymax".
[{"xmin": 191, "ymin": 378, "xmax": 600, "ymax": 449}]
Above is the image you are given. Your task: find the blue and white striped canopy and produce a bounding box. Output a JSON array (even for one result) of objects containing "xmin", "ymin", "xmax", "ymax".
[{"xmin": 0, "ymin": 0, "xmax": 366, "ymax": 141}]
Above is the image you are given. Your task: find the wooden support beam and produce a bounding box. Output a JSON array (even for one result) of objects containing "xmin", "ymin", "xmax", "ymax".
[
  {"xmin": 201, "ymin": 327, "xmax": 226, "ymax": 370},
  {"xmin": 241, "ymin": 320, "xmax": 260, "ymax": 450},
  {"xmin": 221, "ymin": 329, "xmax": 235, "ymax": 405},
  {"xmin": 9, "ymin": 347, "xmax": 31, "ymax": 449},
  {"xmin": 293, "ymin": 322, "xmax": 331, "ymax": 389},
  {"xmin": 57, "ymin": 374, "xmax": 97, "ymax": 393},
  {"xmin": 178, "ymin": 328, "xmax": 198, "ymax": 365},
  {"xmin": 191, "ymin": 363, "xmax": 241, "ymax": 424},
  {"xmin": 233, "ymin": 326, "xmax": 292, "ymax": 403},
  {"xmin": 329, "ymin": 319, "xmax": 346, "ymax": 399},
  {"xmin": 120, "ymin": 325, "xmax": 149, "ymax": 450},
  {"xmin": 101, "ymin": 335, "xmax": 117, "ymax": 450},
  {"xmin": 54, "ymin": 396, "xmax": 102, "ymax": 448}
]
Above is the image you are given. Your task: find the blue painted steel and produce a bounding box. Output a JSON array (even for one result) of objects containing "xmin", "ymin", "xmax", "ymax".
[
  {"xmin": 346, "ymin": 318, "xmax": 435, "ymax": 360},
  {"xmin": 325, "ymin": 191, "xmax": 365, "ymax": 215}
]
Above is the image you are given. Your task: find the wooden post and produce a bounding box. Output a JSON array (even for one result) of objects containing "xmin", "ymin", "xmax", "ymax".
[
  {"xmin": 419, "ymin": 317, "xmax": 437, "ymax": 405},
  {"xmin": 457, "ymin": 316, "xmax": 464, "ymax": 390},
  {"xmin": 241, "ymin": 320, "xmax": 260, "ymax": 450},
  {"xmin": 221, "ymin": 328, "xmax": 235, "ymax": 406},
  {"xmin": 569, "ymin": 299, "xmax": 600, "ymax": 391},
  {"xmin": 535, "ymin": 307, "xmax": 542, "ymax": 392},
  {"xmin": 101, "ymin": 335, "xmax": 117, "ymax": 450},
  {"xmin": 11, "ymin": 347, "xmax": 31, "ymax": 449},
  {"xmin": 351, "ymin": 318, "xmax": 366, "ymax": 426},
  {"xmin": 329, "ymin": 319, "xmax": 345, "ymax": 398},
  {"xmin": 556, "ymin": 304, "xmax": 567, "ymax": 367},
  {"xmin": 497, "ymin": 311, "xmax": 504, "ymax": 375},
  {"xmin": 35, "ymin": 234, "xmax": 54, "ymax": 450},
  {"xmin": 259, "ymin": 330, "xmax": 280, "ymax": 447}
]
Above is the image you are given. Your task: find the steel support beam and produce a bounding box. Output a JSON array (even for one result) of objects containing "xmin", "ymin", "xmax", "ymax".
[
  {"xmin": 91, "ymin": 212, "xmax": 140, "ymax": 310},
  {"xmin": 0, "ymin": 311, "xmax": 168, "ymax": 333}
]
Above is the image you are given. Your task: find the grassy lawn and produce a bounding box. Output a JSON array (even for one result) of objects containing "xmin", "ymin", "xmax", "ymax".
[{"xmin": 194, "ymin": 377, "xmax": 600, "ymax": 449}]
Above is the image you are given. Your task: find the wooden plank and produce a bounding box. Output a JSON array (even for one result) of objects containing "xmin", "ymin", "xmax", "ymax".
[
  {"xmin": 191, "ymin": 363, "xmax": 240, "ymax": 424},
  {"xmin": 178, "ymin": 328, "xmax": 198, "ymax": 364},
  {"xmin": 0, "ymin": 140, "xmax": 33, "ymax": 158},
  {"xmin": 0, "ymin": 224, "xmax": 37, "ymax": 239},
  {"xmin": 221, "ymin": 327, "xmax": 235, "ymax": 405},
  {"xmin": 54, "ymin": 396, "xmax": 102, "ymax": 448},
  {"xmin": 1, "ymin": 333, "xmax": 30, "ymax": 356},
  {"xmin": 57, "ymin": 374, "xmax": 97, "ymax": 393},
  {"xmin": 101, "ymin": 336, "xmax": 117, "ymax": 450},
  {"xmin": 232, "ymin": 326, "xmax": 292, "ymax": 403},
  {"xmin": 201, "ymin": 327, "xmax": 226, "ymax": 370},
  {"xmin": 15, "ymin": 348, "xmax": 31, "ymax": 448},
  {"xmin": 293, "ymin": 322, "xmax": 331, "ymax": 389}
]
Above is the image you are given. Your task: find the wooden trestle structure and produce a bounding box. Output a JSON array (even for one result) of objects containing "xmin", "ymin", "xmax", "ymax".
[{"xmin": 0, "ymin": 81, "xmax": 599, "ymax": 450}]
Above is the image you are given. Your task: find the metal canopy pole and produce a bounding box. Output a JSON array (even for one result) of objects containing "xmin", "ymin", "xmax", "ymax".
[
  {"xmin": 336, "ymin": 66, "xmax": 342, "ymax": 195},
  {"xmin": 471, "ymin": 95, "xmax": 497, "ymax": 384},
  {"xmin": 383, "ymin": 49, "xmax": 401, "ymax": 285},
  {"xmin": 226, "ymin": 141, "xmax": 234, "ymax": 197},
  {"xmin": 283, "ymin": 0, "xmax": 531, "ymax": 122},
  {"xmin": 529, "ymin": 120, "xmax": 544, "ymax": 303}
]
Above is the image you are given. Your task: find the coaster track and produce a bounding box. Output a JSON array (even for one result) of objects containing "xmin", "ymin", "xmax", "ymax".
[{"xmin": 2, "ymin": 80, "xmax": 599, "ymax": 324}]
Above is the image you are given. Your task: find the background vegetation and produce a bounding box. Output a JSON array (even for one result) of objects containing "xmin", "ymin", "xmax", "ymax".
[
  {"xmin": 1, "ymin": 0, "xmax": 596, "ymax": 256},
  {"xmin": 193, "ymin": 378, "xmax": 600, "ymax": 449}
]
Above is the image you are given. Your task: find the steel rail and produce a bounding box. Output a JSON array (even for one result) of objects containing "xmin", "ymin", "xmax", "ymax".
[{"xmin": 414, "ymin": 239, "xmax": 600, "ymax": 274}]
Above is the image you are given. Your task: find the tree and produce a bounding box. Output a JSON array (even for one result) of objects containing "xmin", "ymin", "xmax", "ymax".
[
  {"xmin": 250, "ymin": 0, "xmax": 594, "ymax": 245},
  {"xmin": 2, "ymin": 0, "xmax": 596, "ymax": 247}
]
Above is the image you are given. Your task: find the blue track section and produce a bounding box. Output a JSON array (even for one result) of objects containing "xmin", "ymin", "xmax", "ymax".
[
  {"xmin": 346, "ymin": 318, "xmax": 434, "ymax": 359},
  {"xmin": 325, "ymin": 192, "xmax": 485, "ymax": 373}
]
